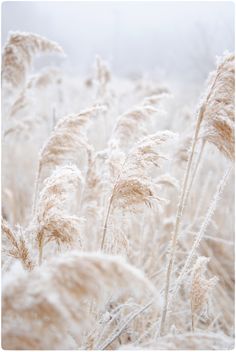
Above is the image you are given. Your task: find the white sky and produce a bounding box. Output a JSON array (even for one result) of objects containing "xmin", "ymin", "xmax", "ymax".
[{"xmin": 2, "ymin": 1, "xmax": 235, "ymax": 82}]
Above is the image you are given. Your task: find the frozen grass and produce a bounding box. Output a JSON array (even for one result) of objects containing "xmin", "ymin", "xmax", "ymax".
[{"xmin": 2, "ymin": 32, "xmax": 235, "ymax": 350}]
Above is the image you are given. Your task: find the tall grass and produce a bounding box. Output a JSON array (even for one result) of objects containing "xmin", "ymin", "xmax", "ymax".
[{"xmin": 2, "ymin": 32, "xmax": 235, "ymax": 350}]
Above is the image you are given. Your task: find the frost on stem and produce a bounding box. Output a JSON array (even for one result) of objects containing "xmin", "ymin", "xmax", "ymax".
[{"xmin": 159, "ymin": 52, "xmax": 234, "ymax": 336}]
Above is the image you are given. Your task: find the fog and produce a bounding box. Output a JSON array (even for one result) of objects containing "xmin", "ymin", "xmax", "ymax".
[{"xmin": 2, "ymin": 1, "xmax": 234, "ymax": 84}]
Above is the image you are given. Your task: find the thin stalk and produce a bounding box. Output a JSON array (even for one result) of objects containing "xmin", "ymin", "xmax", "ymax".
[
  {"xmin": 100, "ymin": 156, "xmax": 128, "ymax": 251},
  {"xmin": 159, "ymin": 106, "xmax": 203, "ymax": 336},
  {"xmin": 191, "ymin": 311, "xmax": 195, "ymax": 332},
  {"xmin": 193, "ymin": 171, "xmax": 212, "ymax": 224},
  {"xmin": 100, "ymin": 300, "xmax": 153, "ymax": 350},
  {"xmin": 100, "ymin": 193, "xmax": 114, "ymax": 250},
  {"xmin": 32, "ymin": 161, "xmax": 42, "ymax": 216},
  {"xmin": 183, "ymin": 140, "xmax": 206, "ymax": 206}
]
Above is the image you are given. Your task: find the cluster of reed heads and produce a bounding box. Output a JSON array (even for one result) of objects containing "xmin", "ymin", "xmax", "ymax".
[{"xmin": 1, "ymin": 32, "xmax": 235, "ymax": 350}]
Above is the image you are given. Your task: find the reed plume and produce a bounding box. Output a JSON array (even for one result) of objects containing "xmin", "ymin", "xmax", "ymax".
[
  {"xmin": 109, "ymin": 105, "xmax": 161, "ymax": 151},
  {"xmin": 190, "ymin": 257, "xmax": 218, "ymax": 331},
  {"xmin": 159, "ymin": 52, "xmax": 235, "ymax": 335},
  {"xmin": 39, "ymin": 106, "xmax": 105, "ymax": 169},
  {"xmin": 101, "ymin": 131, "xmax": 177, "ymax": 249},
  {"xmin": 201, "ymin": 53, "xmax": 235, "ymax": 161},
  {"xmin": 170, "ymin": 164, "xmax": 232, "ymax": 306},
  {"xmin": 2, "ymin": 26, "xmax": 234, "ymax": 349},
  {"xmin": 94, "ymin": 55, "xmax": 111, "ymax": 98},
  {"xmin": 33, "ymin": 105, "xmax": 106, "ymax": 213},
  {"xmin": 2, "ymin": 218, "xmax": 34, "ymax": 271},
  {"xmin": 2, "ymin": 31, "xmax": 64, "ymax": 88},
  {"xmin": 32, "ymin": 165, "xmax": 84, "ymax": 265},
  {"xmin": 2, "ymin": 251, "xmax": 157, "ymax": 350}
]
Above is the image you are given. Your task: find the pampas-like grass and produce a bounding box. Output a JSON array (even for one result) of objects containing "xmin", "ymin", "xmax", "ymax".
[
  {"xmin": 159, "ymin": 52, "xmax": 235, "ymax": 336},
  {"xmin": 8, "ymin": 68, "xmax": 62, "ymax": 118},
  {"xmin": 190, "ymin": 257, "xmax": 218, "ymax": 331},
  {"xmin": 109, "ymin": 105, "xmax": 161, "ymax": 151},
  {"xmin": 2, "ymin": 251, "xmax": 157, "ymax": 350},
  {"xmin": 170, "ymin": 165, "xmax": 231, "ymax": 306},
  {"xmin": 2, "ymin": 31, "xmax": 64, "ymax": 88},
  {"xmin": 101, "ymin": 131, "xmax": 177, "ymax": 249},
  {"xmin": 201, "ymin": 53, "xmax": 235, "ymax": 161},
  {"xmin": 2, "ymin": 29, "xmax": 234, "ymax": 350},
  {"xmin": 39, "ymin": 105, "xmax": 106, "ymax": 170},
  {"xmin": 112, "ymin": 178, "xmax": 156, "ymax": 209},
  {"xmin": 5, "ymin": 67, "xmax": 62, "ymax": 120},
  {"xmin": 33, "ymin": 105, "xmax": 106, "ymax": 213},
  {"xmin": 2, "ymin": 219, "xmax": 34, "ymax": 271},
  {"xmin": 184, "ymin": 53, "xmax": 234, "ymax": 205},
  {"xmin": 126, "ymin": 131, "xmax": 176, "ymax": 175},
  {"xmin": 32, "ymin": 164, "xmax": 84, "ymax": 265},
  {"xmin": 94, "ymin": 55, "xmax": 111, "ymax": 99}
]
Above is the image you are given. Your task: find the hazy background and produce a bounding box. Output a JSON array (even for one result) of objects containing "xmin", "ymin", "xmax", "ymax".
[{"xmin": 2, "ymin": 1, "xmax": 235, "ymax": 85}]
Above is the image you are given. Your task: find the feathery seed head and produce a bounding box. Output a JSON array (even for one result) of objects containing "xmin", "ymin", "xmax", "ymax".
[
  {"xmin": 39, "ymin": 105, "xmax": 106, "ymax": 169},
  {"xmin": 200, "ymin": 53, "xmax": 235, "ymax": 161},
  {"xmin": 34, "ymin": 165, "xmax": 84, "ymax": 252},
  {"xmin": 2, "ymin": 31, "xmax": 64, "ymax": 89},
  {"xmin": 191, "ymin": 256, "xmax": 218, "ymax": 318},
  {"xmin": 113, "ymin": 178, "xmax": 156, "ymax": 209},
  {"xmin": 2, "ymin": 252, "xmax": 157, "ymax": 349}
]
